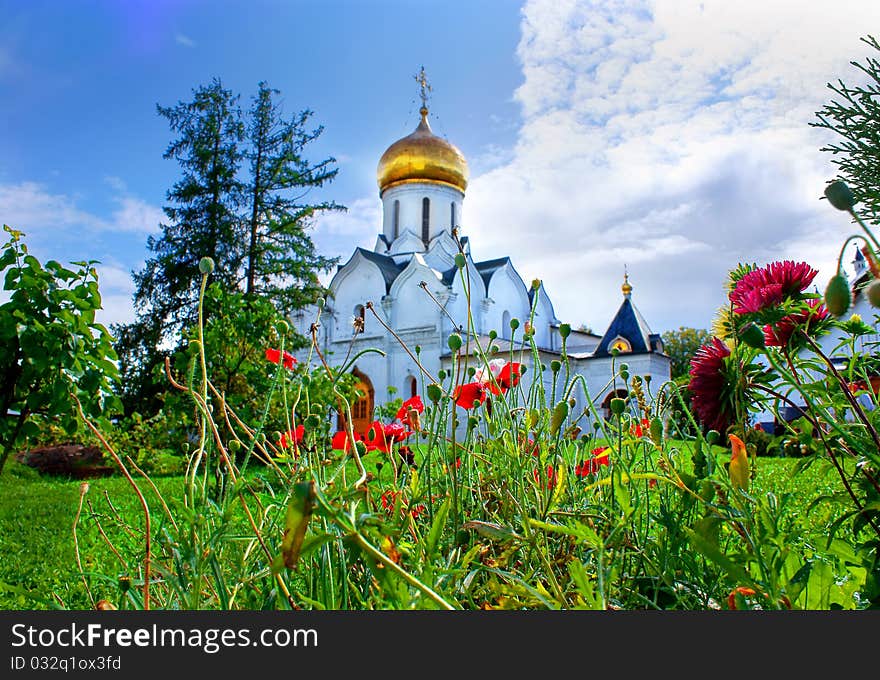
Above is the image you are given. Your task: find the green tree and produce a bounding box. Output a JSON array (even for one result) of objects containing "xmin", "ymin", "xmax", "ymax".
[
  {"xmin": 244, "ymin": 82, "xmax": 341, "ymax": 313},
  {"xmin": 115, "ymin": 79, "xmax": 342, "ymax": 416},
  {"xmin": 812, "ymin": 35, "xmax": 880, "ymax": 224},
  {"xmin": 661, "ymin": 326, "xmax": 713, "ymax": 380},
  {"xmin": 0, "ymin": 226, "xmax": 120, "ymax": 474}
]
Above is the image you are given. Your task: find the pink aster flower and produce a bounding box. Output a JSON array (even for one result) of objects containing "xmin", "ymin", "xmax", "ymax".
[
  {"xmin": 763, "ymin": 299, "xmax": 829, "ymax": 347},
  {"xmin": 729, "ymin": 261, "xmax": 818, "ymax": 314},
  {"xmin": 687, "ymin": 337, "xmax": 735, "ymax": 433}
]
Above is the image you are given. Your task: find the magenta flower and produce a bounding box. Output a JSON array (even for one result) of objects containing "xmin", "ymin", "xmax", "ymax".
[
  {"xmin": 729, "ymin": 261, "xmax": 818, "ymax": 314},
  {"xmin": 687, "ymin": 337, "xmax": 735, "ymax": 433},
  {"xmin": 763, "ymin": 299, "xmax": 829, "ymax": 347}
]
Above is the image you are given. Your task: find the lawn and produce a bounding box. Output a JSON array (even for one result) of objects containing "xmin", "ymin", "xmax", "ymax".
[{"xmin": 0, "ymin": 444, "xmax": 853, "ymax": 610}]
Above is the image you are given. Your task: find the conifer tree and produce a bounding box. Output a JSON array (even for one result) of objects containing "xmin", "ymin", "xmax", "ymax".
[{"xmin": 812, "ymin": 35, "xmax": 880, "ymax": 224}]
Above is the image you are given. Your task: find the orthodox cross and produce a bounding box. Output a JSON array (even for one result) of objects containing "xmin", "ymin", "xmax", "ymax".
[{"xmin": 414, "ymin": 66, "xmax": 432, "ymax": 110}]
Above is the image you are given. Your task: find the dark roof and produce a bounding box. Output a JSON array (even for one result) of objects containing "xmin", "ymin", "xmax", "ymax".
[
  {"xmin": 474, "ymin": 256, "xmax": 511, "ymax": 289},
  {"xmin": 441, "ymin": 266, "xmax": 458, "ymax": 286},
  {"xmin": 592, "ymin": 297, "xmax": 655, "ymax": 358},
  {"xmin": 354, "ymin": 248, "xmax": 404, "ymax": 293}
]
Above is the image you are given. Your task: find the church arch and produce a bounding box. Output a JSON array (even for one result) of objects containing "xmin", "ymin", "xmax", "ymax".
[
  {"xmin": 501, "ymin": 310, "xmax": 511, "ymax": 339},
  {"xmin": 406, "ymin": 375, "xmax": 418, "ymax": 399},
  {"xmin": 601, "ymin": 388, "xmax": 629, "ymax": 420},
  {"xmin": 339, "ymin": 367, "xmax": 374, "ymax": 434}
]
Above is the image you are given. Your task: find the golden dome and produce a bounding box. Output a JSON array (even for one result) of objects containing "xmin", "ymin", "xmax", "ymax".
[
  {"xmin": 377, "ymin": 107, "xmax": 468, "ymax": 194},
  {"xmin": 622, "ymin": 273, "xmax": 633, "ymax": 297}
]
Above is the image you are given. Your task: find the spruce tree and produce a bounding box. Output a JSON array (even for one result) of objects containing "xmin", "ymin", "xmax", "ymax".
[
  {"xmin": 243, "ymin": 82, "xmax": 342, "ymax": 315},
  {"xmin": 115, "ymin": 79, "xmax": 342, "ymax": 415},
  {"xmin": 812, "ymin": 35, "xmax": 880, "ymax": 224}
]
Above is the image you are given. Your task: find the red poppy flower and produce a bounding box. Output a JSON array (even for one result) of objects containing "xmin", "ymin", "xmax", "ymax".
[
  {"xmin": 576, "ymin": 446, "xmax": 611, "ymax": 477},
  {"xmin": 727, "ymin": 586, "xmax": 758, "ymax": 610},
  {"xmin": 533, "ymin": 464, "xmax": 557, "ymax": 490},
  {"xmin": 364, "ymin": 420, "xmax": 412, "ymax": 453},
  {"xmin": 630, "ymin": 418, "xmax": 650, "ymax": 437},
  {"xmin": 648, "ymin": 478, "xmax": 658, "ymax": 489},
  {"xmin": 278, "ymin": 424, "xmax": 305, "ymax": 449},
  {"xmin": 395, "ymin": 395, "xmax": 424, "ymax": 421},
  {"xmin": 331, "ymin": 430, "xmax": 364, "ymax": 452},
  {"xmin": 497, "ymin": 362, "xmax": 524, "ymax": 390},
  {"xmin": 453, "ymin": 382, "xmax": 488, "ymax": 409},
  {"xmin": 763, "ymin": 299, "xmax": 828, "ymax": 347},
  {"xmin": 687, "ymin": 337, "xmax": 734, "ymax": 433},
  {"xmin": 729, "ymin": 261, "xmax": 818, "ymax": 314},
  {"xmin": 265, "ymin": 348, "xmax": 297, "ymax": 370}
]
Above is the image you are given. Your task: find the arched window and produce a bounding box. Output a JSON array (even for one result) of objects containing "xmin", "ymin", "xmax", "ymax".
[
  {"xmin": 393, "ymin": 200, "xmax": 400, "ymax": 240},
  {"xmin": 501, "ymin": 311, "xmax": 511, "ymax": 339},
  {"xmin": 407, "ymin": 375, "xmax": 418, "ymax": 399},
  {"xmin": 609, "ymin": 336, "xmax": 632, "ymax": 353},
  {"xmin": 450, "ymin": 201, "xmax": 456, "ymax": 229},
  {"xmin": 422, "ymin": 197, "xmax": 430, "ymax": 243},
  {"xmin": 353, "ymin": 304, "xmax": 365, "ymax": 334}
]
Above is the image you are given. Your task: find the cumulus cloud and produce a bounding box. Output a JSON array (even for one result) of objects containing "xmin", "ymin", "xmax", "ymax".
[{"xmin": 466, "ymin": 0, "xmax": 880, "ymax": 334}]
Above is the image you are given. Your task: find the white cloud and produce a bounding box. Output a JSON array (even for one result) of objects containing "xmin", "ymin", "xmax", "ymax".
[
  {"xmin": 0, "ymin": 181, "xmax": 162, "ymax": 237},
  {"xmin": 175, "ymin": 33, "xmax": 196, "ymax": 48},
  {"xmin": 467, "ymin": 0, "xmax": 880, "ymax": 334}
]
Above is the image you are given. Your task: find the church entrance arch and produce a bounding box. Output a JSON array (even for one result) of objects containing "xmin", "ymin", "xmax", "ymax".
[
  {"xmin": 601, "ymin": 388, "xmax": 629, "ymax": 421},
  {"xmin": 339, "ymin": 367, "xmax": 374, "ymax": 434}
]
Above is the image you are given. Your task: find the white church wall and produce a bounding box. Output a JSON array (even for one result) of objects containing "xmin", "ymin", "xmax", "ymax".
[
  {"xmin": 487, "ymin": 267, "xmax": 531, "ymax": 339},
  {"xmin": 329, "ymin": 257, "xmax": 389, "ymax": 338},
  {"xmin": 381, "ymin": 182, "xmax": 464, "ymax": 244}
]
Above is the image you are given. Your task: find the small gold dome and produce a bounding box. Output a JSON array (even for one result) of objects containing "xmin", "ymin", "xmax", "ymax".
[
  {"xmin": 377, "ymin": 107, "xmax": 468, "ymax": 194},
  {"xmin": 622, "ymin": 273, "xmax": 633, "ymax": 297}
]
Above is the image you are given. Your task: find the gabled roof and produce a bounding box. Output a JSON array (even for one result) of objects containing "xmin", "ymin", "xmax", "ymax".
[
  {"xmin": 592, "ymin": 297, "xmax": 655, "ymax": 357},
  {"xmin": 474, "ymin": 256, "xmax": 511, "ymax": 290},
  {"xmin": 354, "ymin": 247, "xmax": 404, "ymax": 293}
]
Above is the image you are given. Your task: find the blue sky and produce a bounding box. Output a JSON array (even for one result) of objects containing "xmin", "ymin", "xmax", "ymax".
[{"xmin": 2, "ymin": 0, "xmax": 880, "ymax": 336}]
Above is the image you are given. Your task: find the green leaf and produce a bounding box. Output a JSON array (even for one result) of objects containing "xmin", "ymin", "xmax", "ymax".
[
  {"xmin": 684, "ymin": 527, "xmax": 750, "ymax": 583},
  {"xmin": 461, "ymin": 520, "xmax": 521, "ymax": 542},
  {"xmin": 270, "ymin": 481, "xmax": 316, "ymax": 573},
  {"xmin": 426, "ymin": 497, "xmax": 450, "ymax": 560}
]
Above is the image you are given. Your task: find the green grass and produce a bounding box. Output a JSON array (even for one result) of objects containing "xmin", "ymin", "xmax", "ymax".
[
  {"xmin": 0, "ymin": 445, "xmax": 855, "ymax": 610},
  {"xmin": 0, "ymin": 462, "xmax": 182, "ymax": 610}
]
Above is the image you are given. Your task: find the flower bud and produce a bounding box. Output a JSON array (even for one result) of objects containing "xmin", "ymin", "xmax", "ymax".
[
  {"xmin": 448, "ymin": 332, "xmax": 463, "ymax": 352},
  {"xmin": 706, "ymin": 429, "xmax": 720, "ymax": 445},
  {"xmin": 276, "ymin": 320, "xmax": 289, "ymax": 334},
  {"xmin": 531, "ymin": 278, "xmax": 542, "ymax": 290},
  {"xmin": 489, "ymin": 330, "xmax": 497, "ymax": 340},
  {"xmin": 738, "ymin": 321, "xmax": 765, "ymax": 349},
  {"xmin": 199, "ymin": 256, "xmax": 215, "ymax": 274},
  {"xmin": 824, "ymin": 274, "xmax": 851, "ymax": 317},
  {"xmin": 649, "ymin": 417, "xmax": 663, "ymax": 445},
  {"xmin": 867, "ymin": 280, "xmax": 880, "ymax": 308},
  {"xmin": 550, "ymin": 360, "xmax": 561, "ymax": 374},
  {"xmin": 861, "ymin": 245, "xmax": 880, "ymax": 278},
  {"xmin": 824, "ymin": 180, "xmax": 855, "ymax": 211},
  {"xmin": 510, "ymin": 318, "xmax": 520, "ymax": 331},
  {"xmin": 610, "ymin": 398, "xmax": 626, "ymax": 416},
  {"xmin": 427, "ymin": 383, "xmax": 443, "ymax": 404},
  {"xmin": 438, "ymin": 369, "xmax": 447, "ymax": 380},
  {"xmin": 454, "ymin": 253, "xmax": 467, "ymax": 270},
  {"xmin": 559, "ymin": 323, "xmax": 571, "ymax": 339}
]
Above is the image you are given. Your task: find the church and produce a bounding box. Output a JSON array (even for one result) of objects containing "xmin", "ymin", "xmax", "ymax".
[{"xmin": 292, "ymin": 89, "xmax": 671, "ymax": 434}]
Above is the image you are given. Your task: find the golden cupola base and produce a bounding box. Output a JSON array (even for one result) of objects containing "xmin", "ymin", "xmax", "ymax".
[{"xmin": 377, "ymin": 106, "xmax": 469, "ymax": 195}]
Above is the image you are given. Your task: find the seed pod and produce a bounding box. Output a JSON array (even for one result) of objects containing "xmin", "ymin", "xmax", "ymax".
[
  {"xmin": 454, "ymin": 253, "xmax": 467, "ymax": 270},
  {"xmin": 550, "ymin": 400, "xmax": 569, "ymax": 435},
  {"xmin": 824, "ymin": 180, "xmax": 855, "ymax": 211},
  {"xmin": 610, "ymin": 397, "xmax": 626, "ymax": 416},
  {"xmin": 427, "ymin": 382, "xmax": 443, "ymax": 404},
  {"xmin": 824, "ymin": 274, "xmax": 851, "ymax": 317},
  {"xmin": 706, "ymin": 430, "xmax": 720, "ymax": 446},
  {"xmin": 649, "ymin": 417, "xmax": 663, "ymax": 445},
  {"xmin": 550, "ymin": 360, "xmax": 561, "ymax": 373},
  {"xmin": 559, "ymin": 323, "xmax": 571, "ymax": 339},
  {"xmin": 198, "ymin": 256, "xmax": 215, "ymax": 274},
  {"xmin": 448, "ymin": 332, "xmax": 463, "ymax": 352},
  {"xmin": 509, "ymin": 318, "xmax": 520, "ymax": 331}
]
